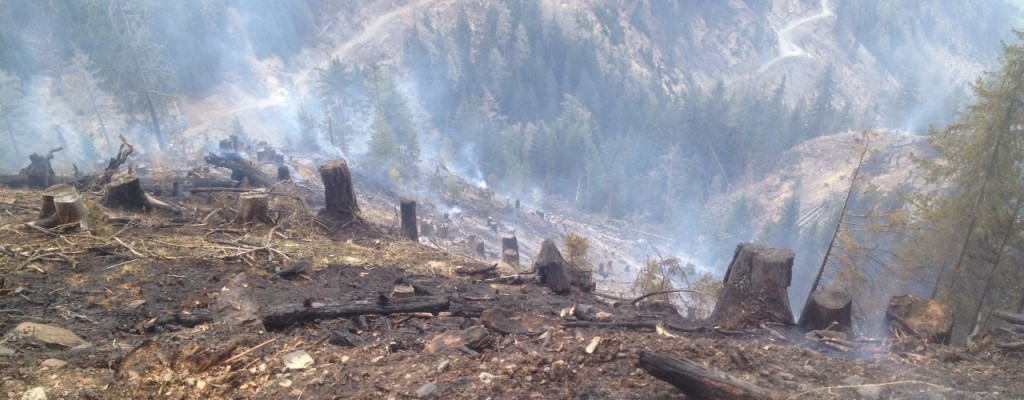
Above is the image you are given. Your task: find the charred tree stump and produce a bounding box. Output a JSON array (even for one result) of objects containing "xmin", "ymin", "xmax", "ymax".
[
  {"xmin": 21, "ymin": 148, "xmax": 62, "ymax": 189},
  {"xmin": 535, "ymin": 239, "xmax": 572, "ymax": 295},
  {"xmin": 236, "ymin": 191, "xmax": 272, "ymax": 225},
  {"xmin": 798, "ymin": 287, "xmax": 853, "ymax": 336},
  {"xmin": 709, "ymin": 244, "xmax": 795, "ymax": 329},
  {"xmin": 33, "ymin": 184, "xmax": 89, "ymax": 231},
  {"xmin": 639, "ymin": 351, "xmax": 782, "ymax": 400},
  {"xmin": 885, "ymin": 294, "xmax": 952, "ymax": 345},
  {"xmin": 277, "ymin": 165, "xmax": 290, "ymax": 181},
  {"xmin": 475, "ymin": 241, "xmax": 486, "ymax": 258},
  {"xmin": 319, "ymin": 159, "xmax": 359, "ymax": 219},
  {"xmin": 102, "ymin": 171, "xmax": 152, "ymax": 212},
  {"xmin": 400, "ymin": 199, "xmax": 418, "ymax": 241},
  {"xmin": 502, "ymin": 235, "xmax": 520, "ymax": 265},
  {"xmin": 205, "ymin": 153, "xmax": 274, "ymax": 188}
]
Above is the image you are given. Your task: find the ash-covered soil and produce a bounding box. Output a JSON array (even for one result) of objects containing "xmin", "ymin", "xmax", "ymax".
[{"xmin": 2, "ymin": 181, "xmax": 1024, "ymax": 400}]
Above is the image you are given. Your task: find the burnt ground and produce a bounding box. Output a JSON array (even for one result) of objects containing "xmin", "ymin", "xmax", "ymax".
[{"xmin": 2, "ymin": 182, "xmax": 1024, "ymax": 400}]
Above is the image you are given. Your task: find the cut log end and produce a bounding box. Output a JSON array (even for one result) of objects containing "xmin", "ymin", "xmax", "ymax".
[
  {"xmin": 236, "ymin": 192, "xmax": 273, "ymax": 225},
  {"xmin": 798, "ymin": 287, "xmax": 853, "ymax": 335},
  {"xmin": 33, "ymin": 184, "xmax": 89, "ymax": 232}
]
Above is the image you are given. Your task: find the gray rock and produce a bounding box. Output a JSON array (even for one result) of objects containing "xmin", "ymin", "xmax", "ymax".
[
  {"xmin": 10, "ymin": 323, "xmax": 88, "ymax": 348},
  {"xmin": 0, "ymin": 346, "xmax": 14, "ymax": 356},
  {"xmin": 40, "ymin": 359, "xmax": 67, "ymax": 369},
  {"xmin": 414, "ymin": 382, "xmax": 438, "ymax": 398},
  {"xmin": 21, "ymin": 387, "xmax": 47, "ymax": 400}
]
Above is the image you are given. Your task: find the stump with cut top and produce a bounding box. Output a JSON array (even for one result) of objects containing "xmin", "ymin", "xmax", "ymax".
[
  {"xmin": 33, "ymin": 184, "xmax": 89, "ymax": 231},
  {"xmin": 319, "ymin": 159, "xmax": 358, "ymax": 219},
  {"xmin": 798, "ymin": 287, "xmax": 853, "ymax": 336},
  {"xmin": 709, "ymin": 243, "xmax": 795, "ymax": 329},
  {"xmin": 501, "ymin": 235, "xmax": 520, "ymax": 265},
  {"xmin": 236, "ymin": 191, "xmax": 273, "ymax": 225}
]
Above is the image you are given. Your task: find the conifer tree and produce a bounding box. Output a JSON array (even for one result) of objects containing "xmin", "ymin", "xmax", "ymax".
[{"xmin": 909, "ymin": 31, "xmax": 1024, "ymax": 338}]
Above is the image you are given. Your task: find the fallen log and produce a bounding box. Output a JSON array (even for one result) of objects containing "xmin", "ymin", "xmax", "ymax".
[
  {"xmin": 261, "ymin": 295, "xmax": 449, "ymax": 327},
  {"xmin": 205, "ymin": 152, "xmax": 275, "ymax": 187},
  {"xmin": 638, "ymin": 351, "xmax": 783, "ymax": 400},
  {"xmin": 992, "ymin": 310, "xmax": 1024, "ymax": 325}
]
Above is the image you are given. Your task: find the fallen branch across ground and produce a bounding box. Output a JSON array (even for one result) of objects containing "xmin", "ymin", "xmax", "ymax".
[{"xmin": 261, "ymin": 295, "xmax": 450, "ymax": 327}]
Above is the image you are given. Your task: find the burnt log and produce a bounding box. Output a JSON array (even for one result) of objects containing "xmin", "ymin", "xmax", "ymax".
[
  {"xmin": 33, "ymin": 184, "xmax": 89, "ymax": 231},
  {"xmin": 501, "ymin": 235, "xmax": 520, "ymax": 265},
  {"xmin": 0, "ymin": 174, "xmax": 27, "ymax": 188},
  {"xmin": 885, "ymin": 294, "xmax": 952, "ymax": 345},
  {"xmin": 798, "ymin": 287, "xmax": 853, "ymax": 336},
  {"xmin": 261, "ymin": 295, "xmax": 449, "ymax": 327},
  {"xmin": 639, "ymin": 351, "xmax": 783, "ymax": 400},
  {"xmin": 992, "ymin": 310, "xmax": 1024, "ymax": 325},
  {"xmin": 535, "ymin": 239, "xmax": 572, "ymax": 295},
  {"xmin": 709, "ymin": 244, "xmax": 795, "ymax": 329},
  {"xmin": 318, "ymin": 159, "xmax": 359, "ymax": 218},
  {"xmin": 236, "ymin": 191, "xmax": 272, "ymax": 225},
  {"xmin": 400, "ymin": 199, "xmax": 418, "ymax": 241},
  {"xmin": 205, "ymin": 153, "xmax": 274, "ymax": 188}
]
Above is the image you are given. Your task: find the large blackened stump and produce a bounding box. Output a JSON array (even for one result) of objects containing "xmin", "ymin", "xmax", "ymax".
[
  {"xmin": 535, "ymin": 239, "xmax": 572, "ymax": 295},
  {"xmin": 400, "ymin": 198, "xmax": 418, "ymax": 241},
  {"xmin": 798, "ymin": 287, "xmax": 853, "ymax": 335},
  {"xmin": 709, "ymin": 243, "xmax": 795, "ymax": 329},
  {"xmin": 318, "ymin": 159, "xmax": 359, "ymax": 219}
]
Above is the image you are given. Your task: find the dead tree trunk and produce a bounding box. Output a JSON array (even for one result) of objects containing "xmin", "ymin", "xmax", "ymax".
[
  {"xmin": 709, "ymin": 243, "xmax": 795, "ymax": 329},
  {"xmin": 885, "ymin": 294, "xmax": 952, "ymax": 345},
  {"xmin": 638, "ymin": 351, "xmax": 783, "ymax": 400},
  {"xmin": 798, "ymin": 287, "xmax": 853, "ymax": 336},
  {"xmin": 236, "ymin": 191, "xmax": 272, "ymax": 225},
  {"xmin": 318, "ymin": 159, "xmax": 358, "ymax": 219},
  {"xmin": 205, "ymin": 153, "xmax": 274, "ymax": 188},
  {"xmin": 502, "ymin": 235, "xmax": 520, "ymax": 265},
  {"xmin": 400, "ymin": 199, "xmax": 418, "ymax": 241},
  {"xmin": 535, "ymin": 239, "xmax": 572, "ymax": 295},
  {"xmin": 33, "ymin": 184, "xmax": 89, "ymax": 231}
]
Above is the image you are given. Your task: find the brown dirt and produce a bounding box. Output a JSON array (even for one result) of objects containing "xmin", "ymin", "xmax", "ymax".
[{"xmin": 2, "ymin": 178, "xmax": 1024, "ymax": 400}]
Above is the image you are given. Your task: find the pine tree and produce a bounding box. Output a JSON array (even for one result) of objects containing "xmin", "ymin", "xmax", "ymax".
[{"xmin": 908, "ymin": 31, "xmax": 1024, "ymax": 338}]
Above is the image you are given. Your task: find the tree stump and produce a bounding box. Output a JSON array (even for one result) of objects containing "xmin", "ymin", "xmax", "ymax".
[
  {"xmin": 102, "ymin": 171, "xmax": 152, "ymax": 212},
  {"xmin": 535, "ymin": 239, "xmax": 572, "ymax": 295},
  {"xmin": 319, "ymin": 159, "xmax": 358, "ymax": 218},
  {"xmin": 709, "ymin": 243, "xmax": 795, "ymax": 329},
  {"xmin": 501, "ymin": 235, "xmax": 520, "ymax": 265},
  {"xmin": 798, "ymin": 287, "xmax": 853, "ymax": 335},
  {"xmin": 885, "ymin": 294, "xmax": 952, "ymax": 345},
  {"xmin": 475, "ymin": 241, "xmax": 486, "ymax": 258},
  {"xmin": 236, "ymin": 191, "xmax": 272, "ymax": 225},
  {"xmin": 33, "ymin": 185, "xmax": 89, "ymax": 231},
  {"xmin": 277, "ymin": 165, "xmax": 290, "ymax": 181},
  {"xmin": 400, "ymin": 199, "xmax": 418, "ymax": 241}
]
